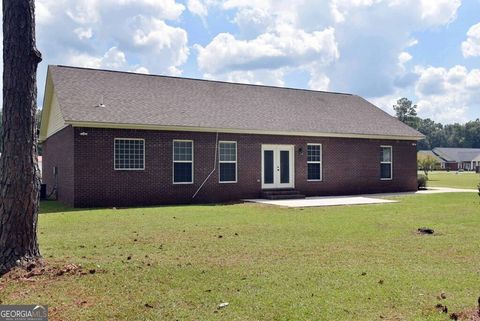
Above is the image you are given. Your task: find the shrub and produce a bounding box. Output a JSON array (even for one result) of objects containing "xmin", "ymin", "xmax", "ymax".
[
  {"xmin": 418, "ymin": 174, "xmax": 428, "ymax": 190},
  {"xmin": 477, "ymin": 182, "xmax": 480, "ymax": 198}
]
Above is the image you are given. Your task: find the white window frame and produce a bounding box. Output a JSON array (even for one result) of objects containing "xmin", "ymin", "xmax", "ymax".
[
  {"xmin": 173, "ymin": 139, "xmax": 194, "ymax": 184},
  {"xmin": 307, "ymin": 143, "xmax": 322, "ymax": 182},
  {"xmin": 380, "ymin": 145, "xmax": 393, "ymax": 181},
  {"xmin": 114, "ymin": 138, "xmax": 145, "ymax": 171},
  {"xmin": 218, "ymin": 141, "xmax": 238, "ymax": 183}
]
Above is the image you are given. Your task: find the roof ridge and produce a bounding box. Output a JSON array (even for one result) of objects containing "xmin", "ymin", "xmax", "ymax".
[{"xmin": 52, "ymin": 64, "xmax": 354, "ymax": 96}]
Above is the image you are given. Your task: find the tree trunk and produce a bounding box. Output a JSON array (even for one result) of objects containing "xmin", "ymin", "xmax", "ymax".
[{"xmin": 0, "ymin": 0, "xmax": 42, "ymax": 275}]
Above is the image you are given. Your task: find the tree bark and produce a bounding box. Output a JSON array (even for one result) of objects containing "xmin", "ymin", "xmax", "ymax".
[{"xmin": 0, "ymin": 0, "xmax": 42, "ymax": 275}]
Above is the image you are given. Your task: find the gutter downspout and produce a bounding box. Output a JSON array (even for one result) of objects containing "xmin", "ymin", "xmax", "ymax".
[{"xmin": 192, "ymin": 132, "xmax": 219, "ymax": 199}]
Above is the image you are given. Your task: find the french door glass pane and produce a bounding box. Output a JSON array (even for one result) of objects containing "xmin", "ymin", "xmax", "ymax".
[
  {"xmin": 280, "ymin": 150, "xmax": 290, "ymax": 184},
  {"xmin": 264, "ymin": 150, "xmax": 274, "ymax": 184}
]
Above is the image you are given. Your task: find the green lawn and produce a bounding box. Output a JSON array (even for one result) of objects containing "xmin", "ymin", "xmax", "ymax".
[
  {"xmin": 424, "ymin": 171, "xmax": 480, "ymax": 189},
  {"xmin": 1, "ymin": 194, "xmax": 480, "ymax": 320}
]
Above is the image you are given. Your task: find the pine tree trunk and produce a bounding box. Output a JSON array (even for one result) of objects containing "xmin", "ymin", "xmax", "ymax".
[{"xmin": 0, "ymin": 0, "xmax": 42, "ymax": 275}]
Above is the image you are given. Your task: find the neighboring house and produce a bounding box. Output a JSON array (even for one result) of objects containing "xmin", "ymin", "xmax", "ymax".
[
  {"xmin": 39, "ymin": 65, "xmax": 424, "ymax": 208},
  {"xmin": 431, "ymin": 147, "xmax": 480, "ymax": 171},
  {"xmin": 417, "ymin": 150, "xmax": 444, "ymax": 170}
]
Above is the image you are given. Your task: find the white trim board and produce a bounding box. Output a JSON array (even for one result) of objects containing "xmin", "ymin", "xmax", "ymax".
[{"xmin": 66, "ymin": 120, "xmax": 424, "ymax": 141}]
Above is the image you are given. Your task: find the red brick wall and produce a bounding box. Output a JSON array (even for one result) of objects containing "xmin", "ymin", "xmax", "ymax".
[
  {"xmin": 41, "ymin": 126, "xmax": 75, "ymax": 206},
  {"xmin": 65, "ymin": 127, "xmax": 418, "ymax": 207}
]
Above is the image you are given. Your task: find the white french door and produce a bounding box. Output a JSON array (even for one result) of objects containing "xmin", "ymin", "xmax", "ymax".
[{"xmin": 261, "ymin": 145, "xmax": 295, "ymax": 189}]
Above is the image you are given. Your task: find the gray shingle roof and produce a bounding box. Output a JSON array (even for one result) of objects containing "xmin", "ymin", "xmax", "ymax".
[
  {"xmin": 48, "ymin": 65, "xmax": 424, "ymax": 139},
  {"xmin": 418, "ymin": 150, "xmax": 446, "ymax": 162},
  {"xmin": 433, "ymin": 148, "xmax": 480, "ymax": 162}
]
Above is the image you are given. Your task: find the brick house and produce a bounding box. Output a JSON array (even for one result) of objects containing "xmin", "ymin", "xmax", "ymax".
[{"xmin": 40, "ymin": 65, "xmax": 424, "ymax": 208}]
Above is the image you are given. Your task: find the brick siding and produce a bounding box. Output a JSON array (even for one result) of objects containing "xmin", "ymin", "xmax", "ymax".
[
  {"xmin": 42, "ymin": 126, "xmax": 418, "ymax": 207},
  {"xmin": 42, "ymin": 126, "xmax": 75, "ymax": 206}
]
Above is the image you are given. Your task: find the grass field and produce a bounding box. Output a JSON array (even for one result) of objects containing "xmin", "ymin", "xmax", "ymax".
[
  {"xmin": 423, "ymin": 171, "xmax": 480, "ymax": 189},
  {"xmin": 1, "ymin": 193, "xmax": 480, "ymax": 321}
]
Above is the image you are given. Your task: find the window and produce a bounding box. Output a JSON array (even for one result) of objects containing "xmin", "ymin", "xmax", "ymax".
[
  {"xmin": 173, "ymin": 140, "xmax": 193, "ymax": 184},
  {"xmin": 307, "ymin": 144, "xmax": 322, "ymax": 181},
  {"xmin": 114, "ymin": 138, "xmax": 145, "ymax": 170},
  {"xmin": 219, "ymin": 141, "xmax": 237, "ymax": 183},
  {"xmin": 380, "ymin": 146, "xmax": 393, "ymax": 180}
]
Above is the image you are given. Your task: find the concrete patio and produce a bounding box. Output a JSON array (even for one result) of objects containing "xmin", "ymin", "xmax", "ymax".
[{"xmin": 244, "ymin": 187, "xmax": 478, "ymax": 208}]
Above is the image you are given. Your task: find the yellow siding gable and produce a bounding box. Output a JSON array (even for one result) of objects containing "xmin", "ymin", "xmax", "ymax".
[
  {"xmin": 39, "ymin": 70, "xmax": 67, "ymax": 142},
  {"xmin": 45, "ymin": 93, "xmax": 66, "ymax": 138}
]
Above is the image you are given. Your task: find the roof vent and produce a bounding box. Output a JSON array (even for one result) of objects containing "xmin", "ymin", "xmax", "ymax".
[{"xmin": 95, "ymin": 95, "xmax": 106, "ymax": 108}]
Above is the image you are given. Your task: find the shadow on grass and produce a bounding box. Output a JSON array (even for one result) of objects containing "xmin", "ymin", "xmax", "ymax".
[
  {"xmin": 40, "ymin": 200, "xmax": 88, "ymax": 214},
  {"xmin": 39, "ymin": 200, "xmax": 244, "ymax": 215}
]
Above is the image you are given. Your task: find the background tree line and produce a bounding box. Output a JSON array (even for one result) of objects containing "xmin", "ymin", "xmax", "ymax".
[{"xmin": 393, "ymin": 97, "xmax": 480, "ymax": 150}]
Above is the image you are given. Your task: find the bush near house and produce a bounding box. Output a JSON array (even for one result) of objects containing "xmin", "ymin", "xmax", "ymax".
[{"xmin": 418, "ymin": 174, "xmax": 428, "ymax": 190}]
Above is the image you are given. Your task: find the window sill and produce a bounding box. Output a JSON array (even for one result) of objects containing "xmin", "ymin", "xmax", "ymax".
[
  {"xmin": 173, "ymin": 182, "xmax": 194, "ymax": 185},
  {"xmin": 219, "ymin": 181, "xmax": 237, "ymax": 184},
  {"xmin": 380, "ymin": 178, "xmax": 393, "ymax": 181},
  {"xmin": 307, "ymin": 179, "xmax": 323, "ymax": 182}
]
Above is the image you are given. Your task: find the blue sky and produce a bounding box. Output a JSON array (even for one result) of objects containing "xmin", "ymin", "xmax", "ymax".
[{"xmin": 31, "ymin": 0, "xmax": 480, "ymax": 123}]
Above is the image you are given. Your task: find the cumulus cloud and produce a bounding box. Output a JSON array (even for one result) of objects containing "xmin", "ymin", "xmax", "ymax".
[
  {"xmin": 462, "ymin": 22, "xmax": 480, "ymax": 58},
  {"xmin": 414, "ymin": 65, "xmax": 480, "ymax": 123},
  {"xmin": 21, "ymin": 0, "xmax": 475, "ymax": 122},
  {"xmin": 66, "ymin": 47, "xmax": 146, "ymax": 71},
  {"xmin": 74, "ymin": 27, "xmax": 93, "ymax": 40},
  {"xmin": 31, "ymin": 0, "xmax": 190, "ymax": 107},
  {"xmin": 419, "ymin": 0, "xmax": 461, "ymax": 25},
  {"xmin": 205, "ymin": 69, "xmax": 286, "ymax": 87},
  {"xmin": 197, "ymin": 27, "xmax": 338, "ymax": 73},
  {"xmin": 196, "ymin": 26, "xmax": 338, "ymax": 87},
  {"xmin": 194, "ymin": 0, "xmax": 461, "ymax": 97},
  {"xmin": 308, "ymin": 72, "xmax": 331, "ymax": 91},
  {"xmin": 187, "ymin": 0, "xmax": 208, "ymax": 20}
]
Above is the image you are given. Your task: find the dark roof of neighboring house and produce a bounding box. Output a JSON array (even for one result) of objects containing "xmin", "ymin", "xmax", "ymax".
[
  {"xmin": 433, "ymin": 147, "xmax": 480, "ymax": 162},
  {"xmin": 418, "ymin": 150, "xmax": 446, "ymax": 162},
  {"xmin": 45, "ymin": 65, "xmax": 424, "ymax": 140}
]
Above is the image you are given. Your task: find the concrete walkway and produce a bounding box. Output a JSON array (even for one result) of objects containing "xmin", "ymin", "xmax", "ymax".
[{"xmin": 244, "ymin": 187, "xmax": 477, "ymax": 208}]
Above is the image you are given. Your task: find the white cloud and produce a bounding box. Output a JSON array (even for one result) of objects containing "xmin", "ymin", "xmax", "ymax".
[
  {"xmin": 419, "ymin": 0, "xmax": 461, "ymax": 25},
  {"xmin": 398, "ymin": 51, "xmax": 412, "ymax": 72},
  {"xmin": 35, "ymin": 0, "xmax": 189, "ymax": 78},
  {"xmin": 196, "ymin": 26, "xmax": 338, "ymax": 85},
  {"xmin": 308, "ymin": 72, "xmax": 330, "ymax": 91},
  {"xmin": 74, "ymin": 27, "xmax": 93, "ymax": 40},
  {"xmin": 414, "ymin": 65, "xmax": 480, "ymax": 123},
  {"xmin": 205, "ymin": 69, "xmax": 286, "ymax": 87},
  {"xmin": 462, "ymin": 22, "xmax": 480, "ymax": 58},
  {"xmin": 195, "ymin": 0, "xmax": 461, "ymax": 97},
  {"xmin": 64, "ymin": 0, "xmax": 185, "ymax": 24},
  {"xmin": 187, "ymin": 0, "xmax": 208, "ymax": 19},
  {"xmin": 128, "ymin": 16, "xmax": 189, "ymax": 70},
  {"xmin": 233, "ymin": 7, "xmax": 273, "ymax": 37},
  {"xmin": 67, "ymin": 47, "xmax": 135, "ymax": 70}
]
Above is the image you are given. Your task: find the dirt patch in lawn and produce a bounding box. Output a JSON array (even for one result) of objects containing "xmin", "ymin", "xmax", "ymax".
[
  {"xmin": 0, "ymin": 260, "xmax": 96, "ymax": 293},
  {"xmin": 450, "ymin": 309, "xmax": 480, "ymax": 321}
]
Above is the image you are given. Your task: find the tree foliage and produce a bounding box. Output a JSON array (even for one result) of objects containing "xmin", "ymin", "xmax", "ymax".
[
  {"xmin": 393, "ymin": 98, "xmax": 480, "ymax": 150},
  {"xmin": 417, "ymin": 154, "xmax": 438, "ymax": 177}
]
